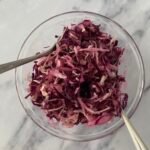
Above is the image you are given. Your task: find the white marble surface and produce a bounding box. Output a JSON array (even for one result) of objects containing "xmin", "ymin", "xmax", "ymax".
[{"xmin": 0, "ymin": 0, "xmax": 150, "ymax": 149}]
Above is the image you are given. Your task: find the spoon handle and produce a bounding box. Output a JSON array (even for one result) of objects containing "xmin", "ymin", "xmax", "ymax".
[
  {"xmin": 122, "ymin": 111, "xmax": 148, "ymax": 150},
  {"xmin": 0, "ymin": 46, "xmax": 55, "ymax": 74}
]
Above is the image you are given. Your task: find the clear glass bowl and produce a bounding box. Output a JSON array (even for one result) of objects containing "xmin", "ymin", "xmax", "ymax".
[{"xmin": 15, "ymin": 11, "xmax": 145, "ymax": 141}]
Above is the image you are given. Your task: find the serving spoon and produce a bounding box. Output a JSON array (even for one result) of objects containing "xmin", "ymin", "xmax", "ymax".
[
  {"xmin": 0, "ymin": 45, "xmax": 56, "ymax": 74},
  {"xmin": 122, "ymin": 111, "xmax": 148, "ymax": 150},
  {"xmin": 0, "ymin": 45, "xmax": 148, "ymax": 150}
]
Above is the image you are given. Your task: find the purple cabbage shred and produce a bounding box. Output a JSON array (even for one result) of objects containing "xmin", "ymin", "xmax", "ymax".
[{"xmin": 26, "ymin": 20, "xmax": 128, "ymax": 127}]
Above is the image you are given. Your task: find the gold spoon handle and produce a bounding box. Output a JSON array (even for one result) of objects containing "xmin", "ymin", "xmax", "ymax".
[{"xmin": 122, "ymin": 111, "xmax": 148, "ymax": 150}]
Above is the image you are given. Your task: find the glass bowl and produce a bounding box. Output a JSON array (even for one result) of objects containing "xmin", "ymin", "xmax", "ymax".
[{"xmin": 15, "ymin": 11, "xmax": 145, "ymax": 141}]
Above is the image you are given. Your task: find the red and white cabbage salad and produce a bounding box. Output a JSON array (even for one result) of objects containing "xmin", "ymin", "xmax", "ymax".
[{"xmin": 26, "ymin": 20, "xmax": 128, "ymax": 127}]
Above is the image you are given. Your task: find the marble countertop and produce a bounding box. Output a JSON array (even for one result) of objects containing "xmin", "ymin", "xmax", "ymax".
[{"xmin": 0, "ymin": 0, "xmax": 150, "ymax": 149}]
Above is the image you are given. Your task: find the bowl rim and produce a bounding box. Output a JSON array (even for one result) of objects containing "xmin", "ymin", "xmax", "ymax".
[{"xmin": 15, "ymin": 11, "xmax": 145, "ymax": 141}]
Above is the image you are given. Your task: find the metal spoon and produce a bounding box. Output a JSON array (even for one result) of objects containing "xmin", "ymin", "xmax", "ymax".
[
  {"xmin": 0, "ymin": 29, "xmax": 67, "ymax": 74},
  {"xmin": 0, "ymin": 44, "xmax": 55, "ymax": 74},
  {"xmin": 122, "ymin": 111, "xmax": 148, "ymax": 150}
]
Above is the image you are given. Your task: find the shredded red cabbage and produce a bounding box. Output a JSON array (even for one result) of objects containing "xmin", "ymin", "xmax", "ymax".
[{"xmin": 26, "ymin": 20, "xmax": 128, "ymax": 127}]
